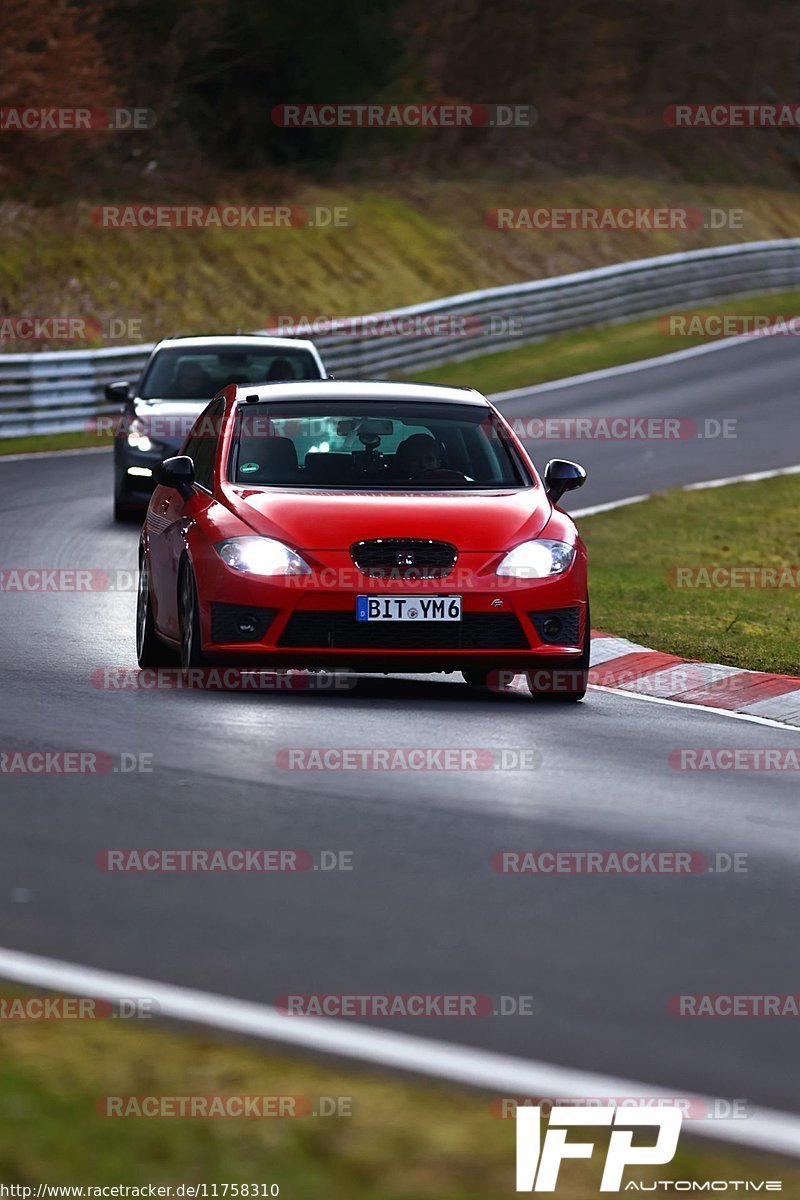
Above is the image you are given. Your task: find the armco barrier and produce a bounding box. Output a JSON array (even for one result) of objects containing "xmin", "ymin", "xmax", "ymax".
[{"xmin": 3, "ymin": 239, "xmax": 800, "ymax": 437}]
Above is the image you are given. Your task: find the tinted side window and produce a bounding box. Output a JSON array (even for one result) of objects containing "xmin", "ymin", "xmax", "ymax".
[{"xmin": 185, "ymin": 398, "xmax": 225, "ymax": 491}]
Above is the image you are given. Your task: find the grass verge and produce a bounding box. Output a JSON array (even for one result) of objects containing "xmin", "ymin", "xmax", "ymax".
[
  {"xmin": 4, "ymin": 176, "xmax": 800, "ymax": 352},
  {"xmin": 0, "ymin": 431, "xmax": 112, "ymax": 456},
  {"xmin": 0, "ymin": 986, "xmax": 797, "ymax": 1195},
  {"xmin": 579, "ymin": 475, "xmax": 799, "ymax": 676}
]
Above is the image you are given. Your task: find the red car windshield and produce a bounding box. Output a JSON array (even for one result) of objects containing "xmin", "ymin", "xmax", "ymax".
[{"xmin": 228, "ymin": 400, "xmax": 531, "ymax": 489}]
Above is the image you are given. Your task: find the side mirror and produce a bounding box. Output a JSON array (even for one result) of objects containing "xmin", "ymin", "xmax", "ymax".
[
  {"xmin": 544, "ymin": 459, "xmax": 586, "ymax": 505},
  {"xmin": 156, "ymin": 455, "xmax": 195, "ymax": 498},
  {"xmin": 105, "ymin": 380, "xmax": 131, "ymax": 403}
]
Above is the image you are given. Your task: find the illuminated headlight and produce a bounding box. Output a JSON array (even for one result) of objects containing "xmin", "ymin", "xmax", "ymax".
[
  {"xmin": 127, "ymin": 433, "xmax": 154, "ymax": 452},
  {"xmin": 126, "ymin": 418, "xmax": 164, "ymax": 455},
  {"xmin": 214, "ymin": 536, "xmax": 311, "ymax": 577},
  {"xmin": 496, "ymin": 539, "xmax": 575, "ymax": 578},
  {"xmin": 126, "ymin": 419, "xmax": 159, "ymax": 454}
]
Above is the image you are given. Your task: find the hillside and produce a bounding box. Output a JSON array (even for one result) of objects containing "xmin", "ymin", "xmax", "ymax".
[{"xmin": 3, "ymin": 176, "xmax": 800, "ymax": 352}]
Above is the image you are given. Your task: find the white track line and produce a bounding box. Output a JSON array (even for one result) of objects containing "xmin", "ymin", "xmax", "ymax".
[
  {"xmin": 572, "ymin": 463, "xmax": 800, "ymax": 519},
  {"xmin": 684, "ymin": 463, "xmax": 800, "ymax": 490},
  {"xmin": 588, "ymin": 686, "xmax": 800, "ymax": 731},
  {"xmin": 490, "ymin": 321, "xmax": 794, "ymax": 401},
  {"xmin": 0, "ymin": 945, "xmax": 798, "ymax": 1159},
  {"xmin": 570, "ymin": 494, "xmax": 651, "ymax": 518}
]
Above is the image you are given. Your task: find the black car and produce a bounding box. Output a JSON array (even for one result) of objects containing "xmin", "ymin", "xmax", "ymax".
[{"xmin": 107, "ymin": 335, "xmax": 327, "ymax": 521}]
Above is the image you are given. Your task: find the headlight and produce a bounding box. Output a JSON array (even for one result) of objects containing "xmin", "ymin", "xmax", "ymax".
[
  {"xmin": 126, "ymin": 419, "xmax": 159, "ymax": 454},
  {"xmin": 127, "ymin": 433, "xmax": 153, "ymax": 452},
  {"xmin": 496, "ymin": 539, "xmax": 575, "ymax": 578},
  {"xmin": 214, "ymin": 536, "xmax": 311, "ymax": 577}
]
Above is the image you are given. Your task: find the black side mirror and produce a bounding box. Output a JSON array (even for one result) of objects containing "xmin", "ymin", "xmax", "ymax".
[
  {"xmin": 156, "ymin": 455, "xmax": 195, "ymax": 498},
  {"xmin": 105, "ymin": 380, "xmax": 131, "ymax": 403},
  {"xmin": 544, "ymin": 459, "xmax": 586, "ymax": 504}
]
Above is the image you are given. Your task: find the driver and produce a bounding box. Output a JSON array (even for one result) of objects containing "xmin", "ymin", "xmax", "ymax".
[
  {"xmin": 265, "ymin": 357, "xmax": 295, "ymax": 382},
  {"xmin": 395, "ymin": 433, "xmax": 441, "ymax": 478},
  {"xmin": 174, "ymin": 361, "xmax": 211, "ymax": 399}
]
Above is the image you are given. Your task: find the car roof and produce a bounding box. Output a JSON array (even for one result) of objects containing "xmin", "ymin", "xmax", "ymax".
[
  {"xmin": 154, "ymin": 335, "xmax": 319, "ymax": 352},
  {"xmin": 232, "ymin": 379, "xmax": 490, "ymax": 406}
]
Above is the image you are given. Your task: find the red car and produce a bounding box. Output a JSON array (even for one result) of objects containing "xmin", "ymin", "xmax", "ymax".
[{"xmin": 137, "ymin": 380, "xmax": 590, "ymax": 699}]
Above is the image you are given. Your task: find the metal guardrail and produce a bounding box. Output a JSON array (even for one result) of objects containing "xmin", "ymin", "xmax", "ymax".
[{"xmin": 3, "ymin": 239, "xmax": 800, "ymax": 437}]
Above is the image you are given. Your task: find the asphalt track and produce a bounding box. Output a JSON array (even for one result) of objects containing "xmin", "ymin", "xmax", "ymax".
[{"xmin": 1, "ymin": 335, "xmax": 799, "ymax": 1117}]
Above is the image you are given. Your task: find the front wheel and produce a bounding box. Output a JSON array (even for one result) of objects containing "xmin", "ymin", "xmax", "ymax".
[
  {"xmin": 527, "ymin": 602, "xmax": 591, "ymax": 703},
  {"xmin": 114, "ymin": 492, "xmax": 137, "ymax": 524},
  {"xmin": 113, "ymin": 468, "xmax": 140, "ymax": 523},
  {"xmin": 136, "ymin": 551, "xmax": 175, "ymax": 668},
  {"xmin": 179, "ymin": 561, "xmax": 206, "ymax": 674}
]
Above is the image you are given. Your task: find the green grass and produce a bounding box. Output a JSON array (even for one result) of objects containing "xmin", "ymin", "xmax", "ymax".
[
  {"xmin": 4, "ymin": 175, "xmax": 800, "ymax": 352},
  {"xmin": 0, "ymin": 431, "xmax": 112, "ymax": 456},
  {"xmin": 398, "ymin": 288, "xmax": 800, "ymax": 393},
  {"xmin": 0, "ymin": 986, "xmax": 796, "ymax": 1195},
  {"xmin": 580, "ymin": 475, "xmax": 800, "ymax": 676}
]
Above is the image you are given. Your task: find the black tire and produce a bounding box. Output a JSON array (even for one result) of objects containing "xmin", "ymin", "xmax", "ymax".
[
  {"xmin": 527, "ymin": 601, "xmax": 591, "ymax": 703},
  {"xmin": 114, "ymin": 478, "xmax": 139, "ymax": 524},
  {"xmin": 136, "ymin": 550, "xmax": 176, "ymax": 668},
  {"xmin": 462, "ymin": 668, "xmax": 490, "ymax": 688},
  {"xmin": 179, "ymin": 560, "xmax": 206, "ymax": 674},
  {"xmin": 114, "ymin": 495, "xmax": 134, "ymax": 523}
]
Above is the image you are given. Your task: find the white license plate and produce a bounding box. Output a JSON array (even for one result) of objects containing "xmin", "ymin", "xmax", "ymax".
[{"xmin": 356, "ymin": 595, "xmax": 462, "ymax": 622}]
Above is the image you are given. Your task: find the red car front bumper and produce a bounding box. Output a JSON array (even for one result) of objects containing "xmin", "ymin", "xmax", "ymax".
[{"xmin": 192, "ymin": 547, "xmax": 588, "ymax": 674}]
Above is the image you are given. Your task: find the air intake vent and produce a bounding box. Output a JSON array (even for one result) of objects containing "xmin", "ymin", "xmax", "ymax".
[
  {"xmin": 210, "ymin": 602, "xmax": 277, "ymax": 643},
  {"xmin": 278, "ymin": 610, "xmax": 528, "ymax": 650},
  {"xmin": 528, "ymin": 607, "xmax": 581, "ymax": 646}
]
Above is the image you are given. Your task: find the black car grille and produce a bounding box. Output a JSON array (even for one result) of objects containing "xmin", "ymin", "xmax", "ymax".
[
  {"xmin": 350, "ymin": 538, "xmax": 457, "ymax": 580},
  {"xmin": 528, "ymin": 606, "xmax": 581, "ymax": 646},
  {"xmin": 278, "ymin": 610, "xmax": 529, "ymax": 650},
  {"xmin": 210, "ymin": 602, "xmax": 278, "ymax": 643}
]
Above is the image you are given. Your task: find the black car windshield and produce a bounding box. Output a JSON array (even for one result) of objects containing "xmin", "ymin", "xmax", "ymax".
[
  {"xmin": 229, "ymin": 400, "xmax": 531, "ymax": 489},
  {"xmin": 140, "ymin": 346, "xmax": 320, "ymax": 401}
]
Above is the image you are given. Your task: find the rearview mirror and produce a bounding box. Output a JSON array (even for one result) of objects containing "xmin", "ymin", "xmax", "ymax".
[
  {"xmin": 155, "ymin": 455, "xmax": 195, "ymax": 498},
  {"xmin": 105, "ymin": 380, "xmax": 131, "ymax": 403},
  {"xmin": 358, "ymin": 418, "xmax": 394, "ymax": 436},
  {"xmin": 544, "ymin": 459, "xmax": 586, "ymax": 504}
]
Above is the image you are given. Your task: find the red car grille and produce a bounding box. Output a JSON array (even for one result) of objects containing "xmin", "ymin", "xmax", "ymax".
[{"xmin": 350, "ymin": 538, "xmax": 458, "ymax": 579}]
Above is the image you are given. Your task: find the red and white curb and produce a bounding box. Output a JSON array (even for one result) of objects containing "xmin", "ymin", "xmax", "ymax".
[{"xmin": 590, "ymin": 632, "xmax": 800, "ymax": 726}]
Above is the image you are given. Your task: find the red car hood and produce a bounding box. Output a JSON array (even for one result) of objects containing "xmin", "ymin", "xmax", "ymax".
[{"xmin": 224, "ymin": 485, "xmax": 552, "ymax": 551}]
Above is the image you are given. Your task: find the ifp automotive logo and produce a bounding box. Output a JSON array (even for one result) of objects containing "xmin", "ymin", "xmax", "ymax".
[{"xmin": 515, "ymin": 1105, "xmax": 682, "ymax": 1192}]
